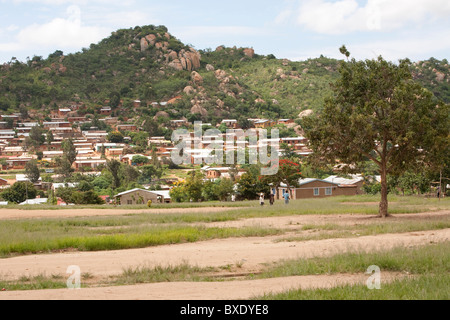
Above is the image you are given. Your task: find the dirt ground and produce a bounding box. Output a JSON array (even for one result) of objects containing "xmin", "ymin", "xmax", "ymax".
[{"xmin": 0, "ymin": 207, "xmax": 448, "ymax": 300}]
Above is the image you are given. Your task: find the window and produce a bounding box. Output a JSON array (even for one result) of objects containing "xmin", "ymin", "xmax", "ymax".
[
  {"xmin": 127, "ymin": 200, "xmax": 133, "ymax": 205},
  {"xmin": 325, "ymin": 187, "xmax": 333, "ymax": 196},
  {"xmin": 314, "ymin": 188, "xmax": 320, "ymax": 196}
]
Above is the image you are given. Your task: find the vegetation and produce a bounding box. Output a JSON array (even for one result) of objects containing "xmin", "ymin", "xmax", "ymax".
[
  {"xmin": 0, "ymin": 195, "xmax": 447, "ymax": 258},
  {"xmin": 0, "ymin": 25, "xmax": 448, "ymax": 127},
  {"xmin": 303, "ymin": 46, "xmax": 449, "ymax": 218},
  {"xmin": 255, "ymin": 243, "xmax": 450, "ymax": 300}
]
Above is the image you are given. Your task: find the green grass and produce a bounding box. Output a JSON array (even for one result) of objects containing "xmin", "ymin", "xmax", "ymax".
[
  {"xmin": 113, "ymin": 263, "xmax": 218, "ymax": 285},
  {"xmin": 255, "ymin": 242, "xmax": 449, "ymax": 279},
  {"xmin": 0, "ymin": 225, "xmax": 282, "ymax": 257},
  {"xmin": 257, "ymin": 274, "xmax": 450, "ymax": 300},
  {"xmin": 254, "ymin": 242, "xmax": 450, "ymax": 300},
  {"xmin": 278, "ymin": 219, "xmax": 450, "ymax": 242},
  {"xmin": 0, "ymin": 274, "xmax": 67, "ymax": 291},
  {"xmin": 0, "ymin": 195, "xmax": 447, "ymax": 258}
]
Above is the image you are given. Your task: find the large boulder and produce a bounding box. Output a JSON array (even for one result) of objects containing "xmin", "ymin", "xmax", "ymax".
[
  {"xmin": 190, "ymin": 104, "xmax": 208, "ymax": 117},
  {"xmin": 243, "ymin": 48, "xmax": 255, "ymax": 58},
  {"xmin": 191, "ymin": 71, "xmax": 203, "ymax": 86},
  {"xmin": 298, "ymin": 109, "xmax": 313, "ymax": 118}
]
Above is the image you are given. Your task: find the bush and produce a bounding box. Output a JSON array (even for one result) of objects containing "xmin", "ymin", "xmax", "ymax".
[{"xmin": 1, "ymin": 182, "xmax": 37, "ymax": 204}]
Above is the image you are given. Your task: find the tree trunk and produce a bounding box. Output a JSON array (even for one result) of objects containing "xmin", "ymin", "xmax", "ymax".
[{"xmin": 379, "ymin": 165, "xmax": 389, "ymax": 218}]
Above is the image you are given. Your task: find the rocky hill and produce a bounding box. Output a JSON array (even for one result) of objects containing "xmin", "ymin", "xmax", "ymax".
[{"xmin": 0, "ymin": 25, "xmax": 448, "ymax": 125}]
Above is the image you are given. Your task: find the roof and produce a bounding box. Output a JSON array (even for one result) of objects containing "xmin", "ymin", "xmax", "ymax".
[
  {"xmin": 148, "ymin": 190, "xmax": 171, "ymax": 199},
  {"xmin": 16, "ymin": 174, "xmax": 42, "ymax": 182},
  {"xmin": 324, "ymin": 175, "xmax": 364, "ymax": 186},
  {"xmin": 280, "ymin": 178, "xmax": 340, "ymax": 188},
  {"xmin": 52, "ymin": 183, "xmax": 78, "ymax": 189},
  {"xmin": 115, "ymin": 188, "xmax": 154, "ymax": 197},
  {"xmin": 115, "ymin": 188, "xmax": 171, "ymax": 199},
  {"xmin": 20, "ymin": 198, "xmax": 48, "ymax": 205}
]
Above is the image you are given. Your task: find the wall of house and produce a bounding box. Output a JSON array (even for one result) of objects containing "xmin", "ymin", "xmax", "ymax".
[
  {"xmin": 278, "ymin": 181, "xmax": 358, "ymax": 200},
  {"xmin": 118, "ymin": 191, "xmax": 159, "ymax": 205}
]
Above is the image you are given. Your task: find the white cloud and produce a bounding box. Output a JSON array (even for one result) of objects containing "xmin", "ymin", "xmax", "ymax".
[
  {"xmin": 286, "ymin": 29, "xmax": 450, "ymax": 62},
  {"xmin": 296, "ymin": 0, "xmax": 450, "ymax": 34},
  {"xmin": 15, "ymin": 5, "xmax": 108, "ymax": 49}
]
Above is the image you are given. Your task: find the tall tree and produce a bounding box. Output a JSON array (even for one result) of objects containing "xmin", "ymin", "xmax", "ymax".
[
  {"xmin": 106, "ymin": 159, "xmax": 122, "ymax": 190},
  {"xmin": 303, "ymin": 47, "xmax": 449, "ymax": 218},
  {"xmin": 62, "ymin": 138, "xmax": 77, "ymax": 166},
  {"xmin": 25, "ymin": 159, "xmax": 40, "ymax": 183}
]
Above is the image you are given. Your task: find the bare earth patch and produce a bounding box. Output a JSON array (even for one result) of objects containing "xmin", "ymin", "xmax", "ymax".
[
  {"xmin": 0, "ymin": 206, "xmax": 243, "ymax": 220},
  {"xmin": 0, "ymin": 208, "xmax": 448, "ymax": 300}
]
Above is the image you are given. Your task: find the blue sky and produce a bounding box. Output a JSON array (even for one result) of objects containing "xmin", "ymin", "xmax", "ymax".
[{"xmin": 0, "ymin": 0, "xmax": 449, "ymax": 64}]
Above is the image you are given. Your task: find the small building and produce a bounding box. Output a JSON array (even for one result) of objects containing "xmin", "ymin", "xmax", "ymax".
[
  {"xmin": 116, "ymin": 124, "xmax": 137, "ymax": 132},
  {"xmin": 170, "ymin": 119, "xmax": 189, "ymax": 128},
  {"xmin": 254, "ymin": 120, "xmax": 275, "ymax": 129},
  {"xmin": 106, "ymin": 148, "xmax": 124, "ymax": 157},
  {"xmin": 73, "ymin": 159, "xmax": 107, "ymax": 170},
  {"xmin": 1, "ymin": 146, "xmax": 25, "ymax": 156},
  {"xmin": 221, "ymin": 119, "xmax": 238, "ymax": 129},
  {"xmin": 115, "ymin": 188, "xmax": 170, "ymax": 205},
  {"xmin": 277, "ymin": 178, "xmax": 358, "ymax": 200},
  {"xmin": 6, "ymin": 157, "xmax": 32, "ymax": 169},
  {"xmin": 0, "ymin": 177, "xmax": 9, "ymax": 188},
  {"xmin": 100, "ymin": 107, "xmax": 112, "ymax": 115},
  {"xmin": 58, "ymin": 108, "xmax": 71, "ymax": 117},
  {"xmin": 277, "ymin": 119, "xmax": 294, "ymax": 125}
]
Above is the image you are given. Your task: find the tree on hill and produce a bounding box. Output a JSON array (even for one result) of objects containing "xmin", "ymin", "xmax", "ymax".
[
  {"xmin": 107, "ymin": 131, "xmax": 124, "ymax": 143},
  {"xmin": 1, "ymin": 182, "xmax": 37, "ymax": 204},
  {"xmin": 25, "ymin": 159, "xmax": 41, "ymax": 183},
  {"xmin": 303, "ymin": 46, "xmax": 449, "ymax": 218},
  {"xmin": 62, "ymin": 138, "xmax": 78, "ymax": 166}
]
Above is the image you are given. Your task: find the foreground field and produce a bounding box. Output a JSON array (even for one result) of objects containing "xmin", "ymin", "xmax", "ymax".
[{"xmin": 0, "ymin": 196, "xmax": 448, "ymax": 300}]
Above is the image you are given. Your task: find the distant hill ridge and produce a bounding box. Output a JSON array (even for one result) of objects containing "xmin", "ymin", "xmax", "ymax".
[{"xmin": 0, "ymin": 24, "xmax": 448, "ymax": 125}]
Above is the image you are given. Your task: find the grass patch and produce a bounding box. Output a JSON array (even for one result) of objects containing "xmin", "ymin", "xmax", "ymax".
[
  {"xmin": 254, "ymin": 242, "xmax": 450, "ymax": 300},
  {"xmin": 0, "ymin": 274, "xmax": 67, "ymax": 291},
  {"xmin": 0, "ymin": 225, "xmax": 282, "ymax": 257},
  {"xmin": 256, "ymin": 274, "xmax": 450, "ymax": 300},
  {"xmin": 113, "ymin": 263, "xmax": 218, "ymax": 286},
  {"xmin": 255, "ymin": 242, "xmax": 450, "ymax": 279},
  {"xmin": 279, "ymin": 219, "xmax": 450, "ymax": 242}
]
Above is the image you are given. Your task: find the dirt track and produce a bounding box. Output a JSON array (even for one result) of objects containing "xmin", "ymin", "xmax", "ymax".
[
  {"xmin": 0, "ymin": 208, "xmax": 448, "ymax": 300},
  {"xmin": 0, "ymin": 206, "xmax": 242, "ymax": 220}
]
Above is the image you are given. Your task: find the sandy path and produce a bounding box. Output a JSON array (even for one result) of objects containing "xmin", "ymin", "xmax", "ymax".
[
  {"xmin": 0, "ymin": 228, "xmax": 447, "ymax": 281},
  {"xmin": 200, "ymin": 211, "xmax": 450, "ymax": 229},
  {"xmin": 0, "ymin": 273, "xmax": 408, "ymax": 300},
  {"xmin": 0, "ymin": 210, "xmax": 448, "ymax": 300},
  {"xmin": 0, "ymin": 206, "xmax": 243, "ymax": 220}
]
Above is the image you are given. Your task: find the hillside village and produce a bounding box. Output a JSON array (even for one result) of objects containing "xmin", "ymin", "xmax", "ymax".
[{"xmin": 0, "ymin": 100, "xmax": 372, "ymax": 206}]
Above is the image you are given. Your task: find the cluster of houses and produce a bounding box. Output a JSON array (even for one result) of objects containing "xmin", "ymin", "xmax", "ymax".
[{"xmin": 0, "ymin": 106, "xmax": 368, "ymax": 205}]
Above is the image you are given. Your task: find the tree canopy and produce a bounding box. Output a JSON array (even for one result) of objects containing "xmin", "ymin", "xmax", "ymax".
[{"xmin": 303, "ymin": 46, "xmax": 449, "ymax": 217}]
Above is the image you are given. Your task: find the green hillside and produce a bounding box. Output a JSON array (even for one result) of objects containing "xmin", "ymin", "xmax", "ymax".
[{"xmin": 0, "ymin": 25, "xmax": 448, "ymax": 125}]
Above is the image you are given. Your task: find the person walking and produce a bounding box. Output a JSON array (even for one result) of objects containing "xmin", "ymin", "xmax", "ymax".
[
  {"xmin": 259, "ymin": 193, "xmax": 265, "ymax": 206},
  {"xmin": 283, "ymin": 191, "xmax": 290, "ymax": 205},
  {"xmin": 269, "ymin": 193, "xmax": 275, "ymax": 206}
]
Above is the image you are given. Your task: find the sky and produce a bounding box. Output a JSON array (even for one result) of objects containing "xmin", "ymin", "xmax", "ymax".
[{"xmin": 0, "ymin": 0, "xmax": 449, "ymax": 64}]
